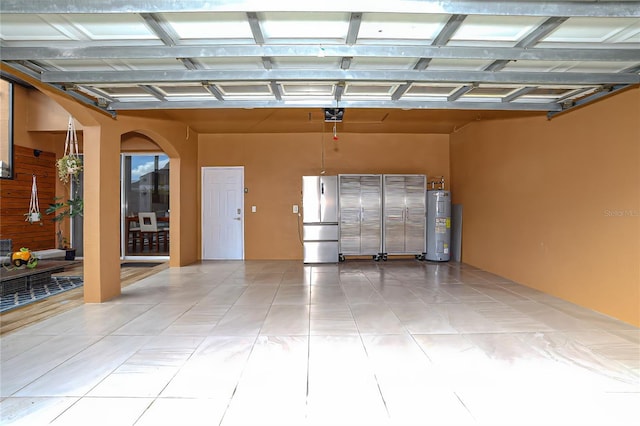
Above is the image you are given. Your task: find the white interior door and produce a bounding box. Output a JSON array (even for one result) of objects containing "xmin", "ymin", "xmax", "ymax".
[{"xmin": 202, "ymin": 167, "xmax": 244, "ymax": 259}]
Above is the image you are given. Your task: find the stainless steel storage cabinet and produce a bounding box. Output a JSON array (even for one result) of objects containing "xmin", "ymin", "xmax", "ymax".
[
  {"xmin": 338, "ymin": 174, "xmax": 383, "ymax": 261},
  {"xmin": 382, "ymin": 174, "xmax": 427, "ymax": 260},
  {"xmin": 425, "ymin": 190, "xmax": 451, "ymax": 261}
]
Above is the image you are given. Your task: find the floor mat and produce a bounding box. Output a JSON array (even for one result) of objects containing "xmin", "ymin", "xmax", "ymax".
[
  {"xmin": 120, "ymin": 262, "xmax": 163, "ymax": 268},
  {"xmin": 0, "ymin": 276, "xmax": 84, "ymax": 313}
]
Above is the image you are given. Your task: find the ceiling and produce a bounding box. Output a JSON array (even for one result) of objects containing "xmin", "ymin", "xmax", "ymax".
[{"xmin": 1, "ymin": 1, "xmax": 639, "ymax": 133}]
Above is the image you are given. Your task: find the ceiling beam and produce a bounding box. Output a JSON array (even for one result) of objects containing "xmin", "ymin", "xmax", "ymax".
[
  {"xmin": 517, "ymin": 16, "xmax": 569, "ymax": 48},
  {"xmin": 501, "ymin": 86, "xmax": 537, "ymax": 103},
  {"xmin": 203, "ymin": 84, "xmax": 224, "ymax": 100},
  {"xmin": 413, "ymin": 14, "xmax": 467, "ymax": 70},
  {"xmin": 140, "ymin": 85, "xmax": 167, "ymax": 100},
  {"xmin": 77, "ymin": 85, "xmax": 116, "ymax": 103},
  {"xmin": 346, "ymin": 13, "xmax": 362, "ymax": 45},
  {"xmin": 447, "ymin": 85, "xmax": 474, "ymax": 101},
  {"xmin": 554, "ymin": 87, "xmax": 594, "ymax": 103},
  {"xmin": 261, "ymin": 57, "xmax": 274, "ymax": 70},
  {"xmin": 41, "ymin": 69, "xmax": 640, "ymax": 85},
  {"xmin": 2, "ymin": 1, "xmax": 638, "ymax": 18},
  {"xmin": 391, "ymin": 83, "xmax": 412, "ymax": 101},
  {"xmin": 4, "ymin": 44, "xmax": 638, "ymax": 62},
  {"xmin": 413, "ymin": 58, "xmax": 432, "ymax": 71},
  {"xmin": 547, "ymin": 84, "xmax": 631, "ymax": 118},
  {"xmin": 139, "ymin": 13, "xmax": 178, "ymax": 46},
  {"xmin": 270, "ymin": 81, "xmax": 282, "ymax": 100},
  {"xmin": 179, "ymin": 58, "xmax": 201, "ymax": 70},
  {"xmin": 14, "ymin": 60, "xmax": 48, "ymax": 74},
  {"xmin": 620, "ymin": 64, "xmax": 640, "ymax": 73},
  {"xmin": 246, "ymin": 12, "xmax": 265, "ymax": 44},
  {"xmin": 432, "ymin": 14, "xmax": 467, "ymax": 46},
  {"xmin": 106, "ymin": 98, "xmax": 563, "ymax": 111},
  {"xmin": 335, "ymin": 84, "xmax": 344, "ymax": 102},
  {"xmin": 484, "ymin": 16, "xmax": 569, "ymax": 72}
]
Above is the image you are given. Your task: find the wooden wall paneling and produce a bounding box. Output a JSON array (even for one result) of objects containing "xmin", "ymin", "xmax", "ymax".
[{"xmin": 0, "ymin": 145, "xmax": 56, "ymax": 251}]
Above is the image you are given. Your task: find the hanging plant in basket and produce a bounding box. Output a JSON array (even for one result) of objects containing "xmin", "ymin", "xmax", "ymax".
[
  {"xmin": 24, "ymin": 174, "xmax": 42, "ymax": 225},
  {"xmin": 56, "ymin": 155, "xmax": 83, "ymax": 183},
  {"xmin": 57, "ymin": 115, "xmax": 83, "ymax": 184}
]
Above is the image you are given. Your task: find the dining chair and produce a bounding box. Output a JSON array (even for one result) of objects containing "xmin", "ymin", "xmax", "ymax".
[
  {"xmin": 138, "ymin": 212, "xmax": 169, "ymax": 252},
  {"xmin": 128, "ymin": 217, "xmax": 141, "ymax": 252},
  {"xmin": 138, "ymin": 212, "xmax": 160, "ymax": 251}
]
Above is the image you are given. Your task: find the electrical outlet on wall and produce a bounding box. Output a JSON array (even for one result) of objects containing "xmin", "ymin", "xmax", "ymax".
[{"xmin": 293, "ymin": 205, "xmax": 299, "ymax": 214}]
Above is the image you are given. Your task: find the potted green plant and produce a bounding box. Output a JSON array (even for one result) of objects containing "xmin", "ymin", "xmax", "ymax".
[
  {"xmin": 46, "ymin": 195, "xmax": 83, "ymax": 260},
  {"xmin": 56, "ymin": 155, "xmax": 83, "ymax": 184}
]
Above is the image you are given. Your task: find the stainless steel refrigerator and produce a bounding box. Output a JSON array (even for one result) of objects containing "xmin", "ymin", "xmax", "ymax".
[{"xmin": 302, "ymin": 176, "xmax": 339, "ymax": 263}]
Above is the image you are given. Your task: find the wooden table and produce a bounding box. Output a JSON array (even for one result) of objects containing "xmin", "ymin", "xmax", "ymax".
[
  {"xmin": 0, "ymin": 260, "xmax": 81, "ymax": 295},
  {"xmin": 126, "ymin": 216, "xmax": 169, "ymax": 253}
]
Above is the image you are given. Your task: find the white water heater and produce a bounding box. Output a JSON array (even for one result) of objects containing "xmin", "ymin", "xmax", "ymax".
[{"xmin": 425, "ymin": 190, "xmax": 451, "ymax": 261}]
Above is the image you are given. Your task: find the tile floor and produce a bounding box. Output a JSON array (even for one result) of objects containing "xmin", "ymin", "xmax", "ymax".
[{"xmin": 0, "ymin": 260, "xmax": 638, "ymax": 426}]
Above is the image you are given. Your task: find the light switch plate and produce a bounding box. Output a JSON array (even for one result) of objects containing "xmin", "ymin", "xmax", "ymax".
[
  {"xmin": 251, "ymin": 206, "xmax": 256, "ymax": 213},
  {"xmin": 293, "ymin": 205, "xmax": 299, "ymax": 214}
]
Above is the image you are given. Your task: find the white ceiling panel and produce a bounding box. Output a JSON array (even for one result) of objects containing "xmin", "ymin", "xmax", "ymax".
[
  {"xmin": 544, "ymin": 17, "xmax": 640, "ymax": 43},
  {"xmin": 350, "ymin": 58, "xmax": 415, "ymax": 70},
  {"xmin": 92, "ymin": 85, "xmax": 156, "ymax": 98},
  {"xmin": 259, "ymin": 12, "xmax": 350, "ymax": 41},
  {"xmin": 502, "ymin": 60, "xmax": 577, "ymax": 72},
  {"xmin": 514, "ymin": 86, "xmax": 600, "ymax": 102},
  {"xmin": 608, "ymin": 21, "xmax": 640, "ymax": 43},
  {"xmin": 162, "ymin": 12, "xmax": 253, "ymax": 40},
  {"xmin": 519, "ymin": 87, "xmax": 586, "ymax": 99},
  {"xmin": 404, "ymin": 84, "xmax": 460, "ymax": 97},
  {"xmin": 451, "ymin": 15, "xmax": 545, "ymax": 42},
  {"xmin": 280, "ymin": 83, "xmax": 335, "ymax": 97},
  {"xmin": 463, "ymin": 87, "xmax": 519, "ymax": 99},
  {"xmin": 217, "ymin": 82, "xmax": 274, "ymax": 97},
  {"xmin": 43, "ymin": 59, "xmax": 118, "ymax": 72},
  {"xmin": 63, "ymin": 14, "xmax": 157, "ymax": 40},
  {"xmin": 564, "ymin": 61, "xmax": 640, "ymax": 73},
  {"xmin": 343, "ymin": 83, "xmax": 399, "ymax": 98},
  {"xmin": 156, "ymin": 84, "xmax": 211, "ymax": 96},
  {"xmin": 358, "ymin": 13, "xmax": 448, "ymax": 43},
  {"xmin": 0, "ymin": 15, "xmax": 71, "ymax": 40},
  {"xmin": 505, "ymin": 59, "xmax": 638, "ymax": 74}
]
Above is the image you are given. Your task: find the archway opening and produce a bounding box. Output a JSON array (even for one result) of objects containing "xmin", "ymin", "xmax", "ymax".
[{"xmin": 121, "ymin": 132, "xmax": 171, "ymax": 259}]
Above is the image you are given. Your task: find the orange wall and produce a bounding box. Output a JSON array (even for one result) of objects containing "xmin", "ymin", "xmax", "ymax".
[
  {"xmin": 450, "ymin": 88, "xmax": 640, "ymax": 326},
  {"xmin": 5, "ymin": 84, "xmax": 200, "ymax": 270},
  {"xmin": 199, "ymin": 132, "xmax": 449, "ymax": 259}
]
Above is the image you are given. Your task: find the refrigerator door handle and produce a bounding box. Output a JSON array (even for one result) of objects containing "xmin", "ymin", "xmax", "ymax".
[{"xmin": 321, "ymin": 182, "xmax": 324, "ymax": 194}]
